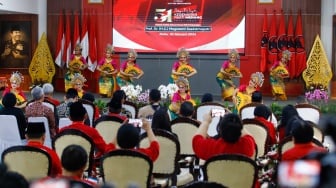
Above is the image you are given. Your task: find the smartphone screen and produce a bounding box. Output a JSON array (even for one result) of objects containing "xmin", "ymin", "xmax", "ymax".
[
  {"xmin": 129, "ymin": 118, "xmax": 143, "ymax": 127},
  {"xmin": 278, "ymin": 160, "xmax": 320, "ymax": 188},
  {"xmin": 211, "ymin": 108, "xmax": 225, "ymax": 117}
]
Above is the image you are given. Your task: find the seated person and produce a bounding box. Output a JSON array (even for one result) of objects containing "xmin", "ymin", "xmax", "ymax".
[
  {"xmin": 138, "ymin": 89, "xmax": 162, "ymax": 119},
  {"xmin": 57, "ymin": 88, "xmax": 79, "ymax": 118},
  {"xmin": 59, "ymin": 102, "xmax": 108, "ymax": 156},
  {"xmin": 254, "ymin": 104, "xmax": 277, "ymax": 146},
  {"xmin": 0, "ymin": 92, "xmax": 27, "ymax": 139},
  {"xmin": 81, "ymin": 92, "xmax": 100, "ymax": 121},
  {"xmin": 151, "ymin": 108, "xmax": 172, "ymax": 133},
  {"xmin": 95, "ymin": 97, "xmax": 128, "ymax": 125},
  {"xmin": 251, "ymin": 91, "xmax": 278, "ymax": 128},
  {"xmin": 25, "ymin": 86, "xmax": 56, "ymax": 137},
  {"xmin": 25, "ymin": 122, "xmax": 62, "ymax": 177},
  {"xmin": 277, "ymin": 104, "xmax": 299, "ymax": 142},
  {"xmin": 59, "ymin": 144, "xmax": 96, "ymax": 187},
  {"xmin": 281, "ymin": 118, "xmax": 328, "ymax": 161},
  {"xmin": 42, "ymin": 83, "xmax": 60, "ymax": 106},
  {"xmin": 201, "ymin": 93, "xmax": 214, "ymax": 103},
  {"xmin": 174, "ymin": 101, "xmax": 201, "ymax": 126},
  {"xmin": 192, "ymin": 113, "xmax": 256, "ymax": 160},
  {"xmin": 0, "ymin": 163, "xmax": 29, "ymax": 188},
  {"xmin": 106, "ymin": 120, "xmax": 160, "ymax": 162}
]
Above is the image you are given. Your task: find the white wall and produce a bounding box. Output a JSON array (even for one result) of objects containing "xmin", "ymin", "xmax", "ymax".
[
  {"xmin": 321, "ymin": 0, "xmax": 334, "ymax": 66},
  {"xmin": 0, "ymin": 0, "xmax": 47, "ymax": 39}
]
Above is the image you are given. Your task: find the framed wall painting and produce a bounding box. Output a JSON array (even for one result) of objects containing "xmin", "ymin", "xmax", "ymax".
[
  {"xmin": 88, "ymin": 0, "xmax": 104, "ymax": 4},
  {"xmin": 258, "ymin": 0, "xmax": 274, "ymax": 4},
  {"xmin": 0, "ymin": 14, "xmax": 37, "ymax": 69}
]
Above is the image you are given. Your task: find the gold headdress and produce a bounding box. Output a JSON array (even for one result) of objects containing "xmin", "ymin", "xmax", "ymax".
[
  {"xmin": 251, "ymin": 72, "xmax": 264, "ymax": 87},
  {"xmin": 10, "ymin": 71, "xmax": 24, "ymax": 85},
  {"xmin": 105, "ymin": 44, "xmax": 114, "ymax": 54},
  {"xmin": 228, "ymin": 49, "xmax": 240, "ymax": 60},
  {"xmin": 176, "ymin": 47, "xmax": 190, "ymax": 58},
  {"xmin": 74, "ymin": 43, "xmax": 82, "ymax": 51},
  {"xmin": 281, "ymin": 50, "xmax": 291, "ymax": 62},
  {"xmin": 128, "ymin": 49, "xmax": 138, "ymax": 59},
  {"xmin": 175, "ymin": 77, "xmax": 190, "ymax": 91},
  {"xmin": 71, "ymin": 73, "xmax": 86, "ymax": 85}
]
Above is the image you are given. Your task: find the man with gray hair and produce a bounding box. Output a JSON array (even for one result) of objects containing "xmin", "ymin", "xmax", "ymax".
[
  {"xmin": 42, "ymin": 83, "xmax": 60, "ymax": 106},
  {"xmin": 25, "ymin": 86, "xmax": 57, "ymax": 137}
]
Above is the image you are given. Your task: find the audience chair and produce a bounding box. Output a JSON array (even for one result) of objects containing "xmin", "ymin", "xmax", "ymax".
[
  {"xmin": 295, "ymin": 103, "xmax": 321, "ymax": 124},
  {"xmin": 196, "ymin": 102, "xmax": 229, "ymax": 137},
  {"xmin": 0, "ymin": 115, "xmax": 23, "ymax": 159},
  {"xmin": 94, "ymin": 116, "xmax": 125, "ymax": 143},
  {"xmin": 239, "ymin": 102, "xmax": 260, "ymax": 120},
  {"xmin": 27, "ymin": 116, "xmax": 52, "ymax": 148},
  {"xmin": 122, "ymin": 100, "xmax": 138, "ymax": 118},
  {"xmin": 242, "ymin": 119, "xmax": 270, "ymax": 158},
  {"xmin": 308, "ymin": 121, "xmax": 324, "ymax": 143},
  {"xmin": 80, "ymin": 99, "xmax": 97, "ymax": 127},
  {"xmin": 53, "ymin": 129, "xmax": 94, "ymax": 176},
  {"xmin": 139, "ymin": 129, "xmax": 193, "ymax": 187},
  {"xmin": 171, "ymin": 117, "xmax": 200, "ymax": 179},
  {"xmin": 203, "ymin": 154, "xmax": 258, "ymax": 188},
  {"xmin": 278, "ymin": 136, "xmax": 324, "ymax": 160},
  {"xmin": 58, "ymin": 117, "xmax": 73, "ymax": 129},
  {"xmin": 100, "ymin": 149, "xmax": 153, "ymax": 187},
  {"xmin": 1, "ymin": 145, "xmax": 51, "ymax": 181}
]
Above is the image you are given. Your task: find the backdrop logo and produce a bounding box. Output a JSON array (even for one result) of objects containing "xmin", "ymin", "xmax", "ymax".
[{"xmin": 154, "ymin": 9, "xmax": 172, "ymax": 22}]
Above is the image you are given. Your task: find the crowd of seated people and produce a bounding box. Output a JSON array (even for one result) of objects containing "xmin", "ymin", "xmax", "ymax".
[{"xmin": 0, "ymin": 86, "xmax": 335, "ymax": 188}]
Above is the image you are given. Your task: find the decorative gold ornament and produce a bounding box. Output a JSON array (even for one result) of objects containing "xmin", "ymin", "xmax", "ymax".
[
  {"xmin": 29, "ymin": 32, "xmax": 55, "ymax": 84},
  {"xmin": 303, "ymin": 35, "xmax": 332, "ymax": 89},
  {"xmin": 100, "ymin": 62, "xmax": 114, "ymax": 77}
]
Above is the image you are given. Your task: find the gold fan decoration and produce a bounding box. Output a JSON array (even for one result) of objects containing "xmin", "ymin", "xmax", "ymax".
[
  {"xmin": 69, "ymin": 59, "xmax": 84, "ymax": 73},
  {"xmin": 100, "ymin": 62, "xmax": 114, "ymax": 77},
  {"xmin": 303, "ymin": 35, "xmax": 332, "ymax": 89},
  {"xmin": 124, "ymin": 65, "xmax": 141, "ymax": 76},
  {"xmin": 217, "ymin": 64, "xmax": 242, "ymax": 79},
  {"xmin": 29, "ymin": 32, "xmax": 55, "ymax": 84},
  {"xmin": 172, "ymin": 64, "xmax": 194, "ymax": 80},
  {"xmin": 271, "ymin": 65, "xmax": 289, "ymax": 79}
]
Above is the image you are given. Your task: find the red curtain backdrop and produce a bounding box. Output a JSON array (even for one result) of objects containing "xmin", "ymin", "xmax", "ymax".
[
  {"xmin": 260, "ymin": 9, "xmax": 268, "ymax": 73},
  {"xmin": 287, "ymin": 11, "xmax": 296, "ymax": 79},
  {"xmin": 295, "ymin": 9, "xmax": 307, "ymax": 78},
  {"xmin": 268, "ymin": 10, "xmax": 278, "ymax": 66}
]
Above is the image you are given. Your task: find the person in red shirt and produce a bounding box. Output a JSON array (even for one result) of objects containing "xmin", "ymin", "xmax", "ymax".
[
  {"xmin": 106, "ymin": 120, "xmax": 160, "ymax": 162},
  {"xmin": 95, "ymin": 97, "xmax": 128, "ymax": 126},
  {"xmin": 25, "ymin": 122, "xmax": 62, "ymax": 177},
  {"xmin": 192, "ymin": 112, "xmax": 256, "ymax": 160},
  {"xmin": 59, "ymin": 144, "xmax": 97, "ymax": 187},
  {"xmin": 254, "ymin": 104, "xmax": 277, "ymax": 146},
  {"xmin": 59, "ymin": 102, "xmax": 108, "ymax": 156},
  {"xmin": 281, "ymin": 118, "xmax": 327, "ymax": 161}
]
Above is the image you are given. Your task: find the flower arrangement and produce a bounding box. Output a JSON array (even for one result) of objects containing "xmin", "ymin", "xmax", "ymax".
[
  {"xmin": 158, "ymin": 83, "xmax": 179, "ymax": 107},
  {"xmin": 120, "ymin": 84, "xmax": 143, "ymax": 102},
  {"xmin": 305, "ymin": 84, "xmax": 329, "ymax": 107}
]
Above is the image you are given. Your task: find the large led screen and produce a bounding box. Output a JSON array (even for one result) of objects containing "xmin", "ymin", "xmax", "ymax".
[{"xmin": 113, "ymin": 0, "xmax": 245, "ymax": 53}]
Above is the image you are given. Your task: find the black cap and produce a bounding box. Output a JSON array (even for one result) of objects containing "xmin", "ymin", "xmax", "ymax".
[{"xmin": 26, "ymin": 122, "xmax": 45, "ymax": 134}]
